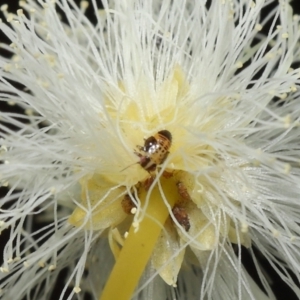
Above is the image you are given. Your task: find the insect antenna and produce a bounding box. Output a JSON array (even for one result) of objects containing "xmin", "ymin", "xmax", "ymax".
[{"xmin": 120, "ymin": 162, "xmax": 139, "ymax": 172}]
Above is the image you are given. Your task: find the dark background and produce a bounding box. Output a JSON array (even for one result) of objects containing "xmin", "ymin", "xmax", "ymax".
[{"xmin": 0, "ymin": 0, "xmax": 300, "ymax": 299}]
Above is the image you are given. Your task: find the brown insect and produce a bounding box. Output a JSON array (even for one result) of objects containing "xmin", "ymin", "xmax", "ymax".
[
  {"xmin": 121, "ymin": 194, "xmax": 137, "ymax": 214},
  {"xmin": 176, "ymin": 181, "xmax": 191, "ymax": 202},
  {"xmin": 172, "ymin": 205, "xmax": 190, "ymax": 231},
  {"xmin": 134, "ymin": 130, "xmax": 172, "ymax": 172}
]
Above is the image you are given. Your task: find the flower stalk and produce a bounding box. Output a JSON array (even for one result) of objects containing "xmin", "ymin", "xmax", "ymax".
[{"xmin": 100, "ymin": 176, "xmax": 177, "ymax": 300}]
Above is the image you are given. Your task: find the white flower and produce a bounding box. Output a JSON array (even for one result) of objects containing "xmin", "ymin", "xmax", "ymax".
[{"xmin": 1, "ymin": 0, "xmax": 300, "ymax": 299}]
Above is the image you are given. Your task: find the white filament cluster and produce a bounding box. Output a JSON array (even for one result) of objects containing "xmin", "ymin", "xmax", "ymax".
[{"xmin": 0, "ymin": 0, "xmax": 300, "ymax": 299}]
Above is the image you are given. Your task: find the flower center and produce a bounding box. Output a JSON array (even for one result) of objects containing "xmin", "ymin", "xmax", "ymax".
[{"xmin": 68, "ymin": 66, "xmax": 251, "ymax": 298}]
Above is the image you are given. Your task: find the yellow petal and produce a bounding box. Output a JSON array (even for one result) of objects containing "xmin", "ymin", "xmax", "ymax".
[
  {"xmin": 68, "ymin": 175, "xmax": 127, "ymax": 230},
  {"xmin": 108, "ymin": 227, "xmax": 125, "ymax": 260}
]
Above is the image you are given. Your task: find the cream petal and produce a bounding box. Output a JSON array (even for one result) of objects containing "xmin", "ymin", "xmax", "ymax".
[
  {"xmin": 228, "ymin": 222, "xmax": 251, "ymax": 248},
  {"xmin": 151, "ymin": 218, "xmax": 185, "ymax": 286},
  {"xmin": 177, "ymin": 203, "xmax": 217, "ymax": 251},
  {"xmin": 69, "ymin": 175, "xmax": 127, "ymax": 230}
]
